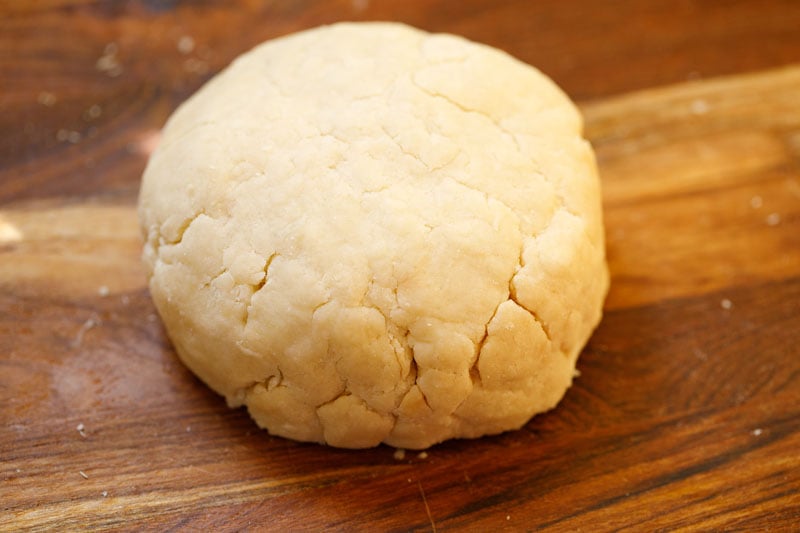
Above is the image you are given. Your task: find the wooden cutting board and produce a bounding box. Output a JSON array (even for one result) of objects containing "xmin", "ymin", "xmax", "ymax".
[{"xmin": 2, "ymin": 65, "xmax": 799, "ymax": 530}]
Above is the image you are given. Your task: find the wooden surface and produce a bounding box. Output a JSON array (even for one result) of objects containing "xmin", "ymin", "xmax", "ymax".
[{"xmin": 2, "ymin": 1, "xmax": 800, "ymax": 530}]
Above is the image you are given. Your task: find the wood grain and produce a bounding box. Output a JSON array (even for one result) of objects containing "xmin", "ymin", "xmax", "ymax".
[{"xmin": 2, "ymin": 1, "xmax": 800, "ymax": 531}]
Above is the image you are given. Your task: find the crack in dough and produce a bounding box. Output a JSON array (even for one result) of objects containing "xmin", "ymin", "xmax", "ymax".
[
  {"xmin": 243, "ymin": 252, "xmax": 279, "ymax": 327},
  {"xmin": 410, "ymin": 76, "xmax": 525, "ymax": 154}
]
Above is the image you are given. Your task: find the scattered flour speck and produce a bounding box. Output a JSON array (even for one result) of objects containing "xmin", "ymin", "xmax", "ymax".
[
  {"xmin": 38, "ymin": 91, "xmax": 57, "ymax": 106},
  {"xmin": 765, "ymin": 212, "xmax": 780, "ymax": 226},
  {"xmin": 178, "ymin": 35, "xmax": 195, "ymax": 54},
  {"xmin": 690, "ymin": 99, "xmax": 709, "ymax": 115}
]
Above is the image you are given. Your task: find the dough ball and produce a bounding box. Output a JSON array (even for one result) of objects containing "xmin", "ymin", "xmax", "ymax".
[{"xmin": 138, "ymin": 22, "xmax": 609, "ymax": 449}]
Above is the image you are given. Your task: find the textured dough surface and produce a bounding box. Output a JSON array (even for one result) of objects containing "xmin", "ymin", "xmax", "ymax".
[{"xmin": 138, "ymin": 22, "xmax": 609, "ymax": 449}]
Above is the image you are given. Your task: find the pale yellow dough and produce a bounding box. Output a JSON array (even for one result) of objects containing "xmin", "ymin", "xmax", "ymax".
[{"xmin": 138, "ymin": 22, "xmax": 609, "ymax": 449}]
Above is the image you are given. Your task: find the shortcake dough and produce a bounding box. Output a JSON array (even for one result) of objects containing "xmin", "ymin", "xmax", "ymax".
[{"xmin": 138, "ymin": 22, "xmax": 609, "ymax": 449}]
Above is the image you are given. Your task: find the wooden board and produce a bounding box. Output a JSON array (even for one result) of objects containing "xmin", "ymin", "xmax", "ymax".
[{"xmin": 2, "ymin": 10, "xmax": 800, "ymax": 531}]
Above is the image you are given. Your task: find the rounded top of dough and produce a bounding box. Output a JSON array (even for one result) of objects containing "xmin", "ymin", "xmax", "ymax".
[{"xmin": 139, "ymin": 22, "xmax": 608, "ymax": 449}]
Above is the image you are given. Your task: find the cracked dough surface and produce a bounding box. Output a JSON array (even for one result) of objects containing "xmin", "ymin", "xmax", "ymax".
[{"xmin": 138, "ymin": 22, "xmax": 609, "ymax": 449}]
